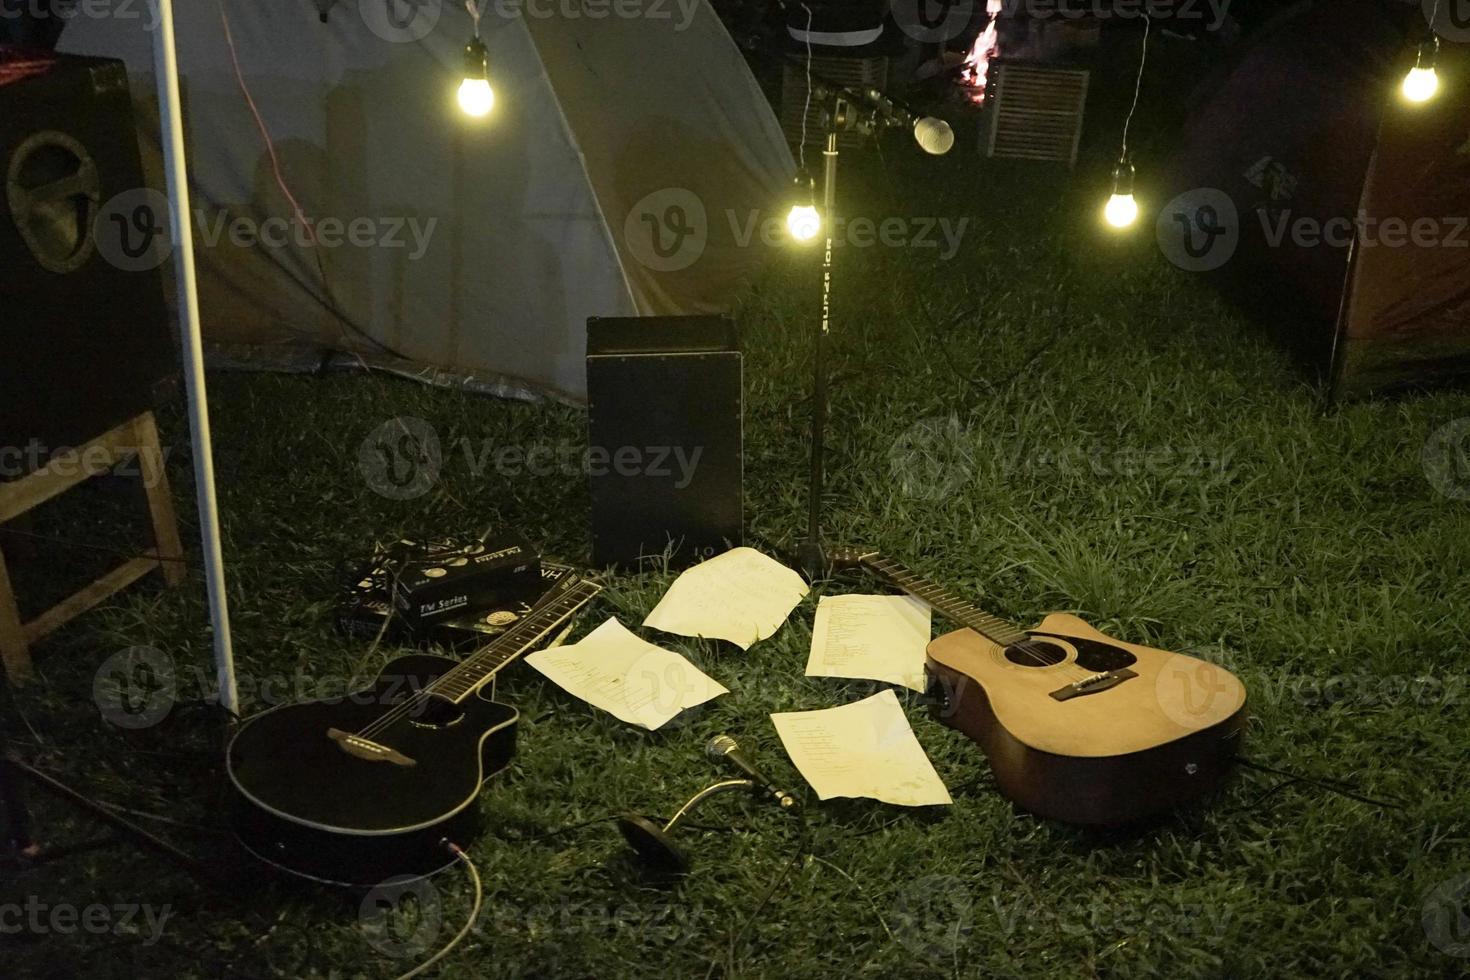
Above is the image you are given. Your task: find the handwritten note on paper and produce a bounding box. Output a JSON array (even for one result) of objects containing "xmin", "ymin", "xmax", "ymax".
[
  {"xmin": 526, "ymin": 618, "xmax": 729, "ymax": 730},
  {"xmin": 770, "ymin": 691, "xmax": 951, "ymax": 807},
  {"xmin": 806, "ymin": 594, "xmax": 931, "ymax": 692},
  {"xmin": 642, "ymin": 547, "xmax": 809, "ymax": 650}
]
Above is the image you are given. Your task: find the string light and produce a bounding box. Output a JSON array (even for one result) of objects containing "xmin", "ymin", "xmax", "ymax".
[
  {"xmin": 458, "ymin": 3, "xmax": 493, "ymax": 118},
  {"xmin": 458, "ymin": 37, "xmax": 494, "ymax": 117},
  {"xmin": 1402, "ymin": 37, "xmax": 1441, "ymax": 104},
  {"xmin": 786, "ymin": 170, "xmax": 820, "ymax": 242},
  {"xmin": 1104, "ymin": 162, "xmax": 1139, "ymax": 229},
  {"xmin": 1103, "ymin": 14, "xmax": 1150, "ymax": 231},
  {"xmin": 783, "ymin": 3, "xmax": 822, "ymax": 245}
]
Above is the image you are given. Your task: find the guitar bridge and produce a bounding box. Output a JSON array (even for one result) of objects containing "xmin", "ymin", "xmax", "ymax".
[
  {"xmin": 327, "ymin": 728, "xmax": 417, "ymax": 767},
  {"xmin": 1049, "ymin": 668, "xmax": 1138, "ymax": 702}
]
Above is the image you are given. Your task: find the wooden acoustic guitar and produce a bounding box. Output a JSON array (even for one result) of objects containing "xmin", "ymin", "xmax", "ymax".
[
  {"xmin": 836, "ymin": 551, "xmax": 1247, "ymax": 826},
  {"xmin": 226, "ymin": 570, "xmax": 602, "ymax": 885}
]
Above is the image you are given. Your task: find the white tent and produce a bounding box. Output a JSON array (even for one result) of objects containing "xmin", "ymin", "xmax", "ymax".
[{"xmin": 61, "ymin": 0, "xmax": 794, "ymax": 402}]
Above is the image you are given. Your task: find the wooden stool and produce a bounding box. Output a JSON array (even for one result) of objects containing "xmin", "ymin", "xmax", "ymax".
[{"xmin": 0, "ymin": 412, "xmax": 184, "ymax": 683}]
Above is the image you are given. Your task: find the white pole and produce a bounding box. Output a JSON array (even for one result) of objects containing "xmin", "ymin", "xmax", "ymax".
[{"xmin": 149, "ymin": 0, "xmax": 239, "ymax": 716}]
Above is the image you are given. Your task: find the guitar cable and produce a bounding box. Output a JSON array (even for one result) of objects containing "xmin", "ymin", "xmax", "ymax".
[
  {"xmin": 388, "ymin": 841, "xmax": 484, "ymax": 980},
  {"xmin": 1234, "ymin": 757, "xmax": 1407, "ymax": 812}
]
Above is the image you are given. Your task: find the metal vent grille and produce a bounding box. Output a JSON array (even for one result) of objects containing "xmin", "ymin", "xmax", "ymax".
[
  {"xmin": 781, "ymin": 56, "xmax": 889, "ymax": 151},
  {"xmin": 985, "ymin": 61, "xmax": 1090, "ymax": 167}
]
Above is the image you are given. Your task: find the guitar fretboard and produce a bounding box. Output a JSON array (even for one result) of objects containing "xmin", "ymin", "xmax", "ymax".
[
  {"xmin": 863, "ymin": 555, "xmax": 1028, "ymax": 647},
  {"xmin": 430, "ymin": 576, "xmax": 602, "ymax": 702}
]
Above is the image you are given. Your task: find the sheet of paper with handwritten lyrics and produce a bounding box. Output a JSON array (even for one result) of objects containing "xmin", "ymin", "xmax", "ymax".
[
  {"xmin": 770, "ymin": 691, "xmax": 951, "ymax": 807},
  {"xmin": 527, "ymin": 618, "xmax": 728, "ymax": 730},
  {"xmin": 642, "ymin": 547, "xmax": 809, "ymax": 649},
  {"xmin": 806, "ymin": 594, "xmax": 931, "ymax": 692}
]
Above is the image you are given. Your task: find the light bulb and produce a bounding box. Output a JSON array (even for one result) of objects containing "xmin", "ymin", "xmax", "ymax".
[
  {"xmin": 1103, "ymin": 161, "xmax": 1139, "ymax": 229},
  {"xmin": 1401, "ymin": 65, "xmax": 1439, "ymax": 103},
  {"xmin": 458, "ymin": 77, "xmax": 494, "ymax": 116},
  {"xmin": 1104, "ymin": 193, "xmax": 1139, "ymax": 228},
  {"xmin": 459, "ymin": 37, "xmax": 493, "ymax": 118},
  {"xmin": 786, "ymin": 170, "xmax": 820, "ymax": 244},
  {"xmin": 787, "ymin": 204, "xmax": 821, "ymax": 242},
  {"xmin": 1402, "ymin": 39, "xmax": 1441, "ymax": 105}
]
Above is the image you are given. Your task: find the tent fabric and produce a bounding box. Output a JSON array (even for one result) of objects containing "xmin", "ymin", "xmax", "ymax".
[
  {"xmin": 1334, "ymin": 42, "xmax": 1470, "ymax": 395},
  {"xmin": 1162, "ymin": 0, "xmax": 1401, "ymax": 362},
  {"xmin": 58, "ymin": 0, "xmax": 794, "ymax": 402},
  {"xmin": 1163, "ymin": 0, "xmax": 1470, "ymax": 395}
]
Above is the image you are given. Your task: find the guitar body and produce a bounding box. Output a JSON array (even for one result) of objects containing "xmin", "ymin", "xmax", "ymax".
[
  {"xmin": 927, "ymin": 614, "xmax": 1246, "ymax": 827},
  {"xmin": 226, "ymin": 654, "xmax": 518, "ymax": 886}
]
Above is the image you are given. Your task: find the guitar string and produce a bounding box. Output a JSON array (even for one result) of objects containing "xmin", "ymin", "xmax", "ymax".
[
  {"xmin": 867, "ymin": 557, "xmax": 1098, "ymax": 683},
  {"xmin": 354, "ymin": 583, "xmax": 598, "ymax": 741},
  {"xmin": 354, "ymin": 587, "xmax": 591, "ymax": 741},
  {"xmin": 355, "ymin": 585, "xmax": 594, "ymax": 740},
  {"xmin": 870, "ymin": 558, "xmax": 1095, "ymax": 682},
  {"xmin": 426, "ymin": 588, "xmax": 589, "ymax": 694}
]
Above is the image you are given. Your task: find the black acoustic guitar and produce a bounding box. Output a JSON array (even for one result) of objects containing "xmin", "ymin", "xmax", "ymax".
[
  {"xmin": 226, "ymin": 571, "xmax": 602, "ymax": 885},
  {"xmin": 836, "ymin": 550, "xmax": 1247, "ymax": 826}
]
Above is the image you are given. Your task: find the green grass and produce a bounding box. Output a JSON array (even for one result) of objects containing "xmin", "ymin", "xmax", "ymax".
[{"xmin": 5, "ymin": 144, "xmax": 1470, "ymax": 980}]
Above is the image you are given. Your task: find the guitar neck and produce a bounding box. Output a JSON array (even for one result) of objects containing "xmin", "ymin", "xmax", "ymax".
[
  {"xmin": 432, "ymin": 574, "xmax": 603, "ymax": 702},
  {"xmin": 860, "ymin": 554, "xmax": 1028, "ymax": 647}
]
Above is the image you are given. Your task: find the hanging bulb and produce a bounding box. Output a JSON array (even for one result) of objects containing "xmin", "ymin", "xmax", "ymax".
[
  {"xmin": 458, "ymin": 37, "xmax": 494, "ymax": 117},
  {"xmin": 1103, "ymin": 161, "xmax": 1139, "ymax": 229},
  {"xmin": 786, "ymin": 170, "xmax": 821, "ymax": 243},
  {"xmin": 1401, "ymin": 41, "xmax": 1440, "ymax": 104}
]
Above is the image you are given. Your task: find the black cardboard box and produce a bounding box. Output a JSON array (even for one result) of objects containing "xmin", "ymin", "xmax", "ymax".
[{"xmin": 391, "ymin": 531, "xmax": 540, "ymax": 628}]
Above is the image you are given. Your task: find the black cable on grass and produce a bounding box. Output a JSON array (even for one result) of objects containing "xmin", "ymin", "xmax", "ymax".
[
  {"xmin": 707, "ymin": 814, "xmax": 811, "ymax": 980},
  {"xmin": 1236, "ymin": 757, "xmax": 1407, "ymax": 812},
  {"xmin": 1, "ymin": 756, "xmax": 226, "ymax": 884}
]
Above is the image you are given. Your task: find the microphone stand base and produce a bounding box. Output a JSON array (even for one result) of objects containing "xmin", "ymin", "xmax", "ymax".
[
  {"xmin": 617, "ymin": 814, "xmax": 690, "ymax": 875},
  {"xmin": 795, "ymin": 539, "xmax": 831, "ymax": 583}
]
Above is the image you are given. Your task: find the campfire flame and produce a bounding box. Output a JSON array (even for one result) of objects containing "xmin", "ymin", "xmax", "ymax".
[{"xmin": 959, "ymin": 0, "xmax": 1003, "ymax": 104}]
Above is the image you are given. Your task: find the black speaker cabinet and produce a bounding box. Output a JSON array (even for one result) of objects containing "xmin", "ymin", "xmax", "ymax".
[
  {"xmin": 587, "ymin": 316, "xmax": 743, "ymax": 570},
  {"xmin": 0, "ymin": 51, "xmax": 173, "ymax": 476}
]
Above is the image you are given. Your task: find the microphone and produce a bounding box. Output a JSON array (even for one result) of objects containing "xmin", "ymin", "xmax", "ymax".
[
  {"xmin": 805, "ymin": 79, "xmax": 955, "ymax": 156},
  {"xmin": 705, "ymin": 735, "xmax": 799, "ymax": 810},
  {"xmin": 912, "ymin": 116, "xmax": 956, "ymax": 156},
  {"xmin": 852, "ymin": 87, "xmax": 953, "ymax": 156}
]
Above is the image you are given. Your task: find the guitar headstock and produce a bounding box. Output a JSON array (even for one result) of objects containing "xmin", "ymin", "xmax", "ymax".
[
  {"xmin": 528, "ymin": 567, "xmax": 603, "ymax": 613},
  {"xmin": 827, "ymin": 547, "xmax": 882, "ymax": 573}
]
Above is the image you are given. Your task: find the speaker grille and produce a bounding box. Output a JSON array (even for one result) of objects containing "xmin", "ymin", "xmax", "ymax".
[{"xmin": 985, "ymin": 61, "xmax": 1090, "ymax": 168}]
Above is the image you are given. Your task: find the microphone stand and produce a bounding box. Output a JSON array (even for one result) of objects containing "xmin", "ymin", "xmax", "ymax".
[
  {"xmin": 787, "ymin": 82, "xmax": 953, "ymax": 581},
  {"xmin": 618, "ymin": 778, "xmax": 757, "ymax": 875},
  {"xmin": 796, "ymin": 127, "xmax": 842, "ymax": 583}
]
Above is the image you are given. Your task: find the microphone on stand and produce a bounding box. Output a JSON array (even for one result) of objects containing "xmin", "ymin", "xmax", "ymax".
[
  {"xmin": 853, "ymin": 86, "xmax": 955, "ymax": 156},
  {"xmin": 706, "ymin": 735, "xmax": 799, "ymax": 810},
  {"xmin": 805, "ymin": 79, "xmax": 956, "ymax": 156},
  {"xmin": 912, "ymin": 116, "xmax": 956, "ymax": 156},
  {"xmin": 619, "ymin": 734, "xmax": 800, "ymax": 875}
]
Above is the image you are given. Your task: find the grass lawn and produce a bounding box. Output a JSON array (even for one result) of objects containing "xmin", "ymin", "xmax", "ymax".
[{"xmin": 4, "ymin": 140, "xmax": 1470, "ymax": 980}]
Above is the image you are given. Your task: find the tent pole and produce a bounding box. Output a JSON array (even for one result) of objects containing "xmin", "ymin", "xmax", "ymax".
[{"xmin": 150, "ymin": 0, "xmax": 239, "ymax": 717}]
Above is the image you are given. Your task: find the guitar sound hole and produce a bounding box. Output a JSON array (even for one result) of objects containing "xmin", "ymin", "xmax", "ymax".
[
  {"xmin": 1004, "ymin": 641, "xmax": 1067, "ymax": 668},
  {"xmin": 411, "ymin": 696, "xmax": 465, "ymax": 729},
  {"xmin": 1028, "ymin": 633, "xmax": 1139, "ymax": 673}
]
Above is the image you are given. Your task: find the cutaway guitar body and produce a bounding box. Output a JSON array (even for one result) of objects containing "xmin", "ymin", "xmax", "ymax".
[
  {"xmin": 228, "ymin": 654, "xmax": 517, "ymax": 886},
  {"xmin": 927, "ymin": 615, "xmax": 1246, "ymax": 826},
  {"xmin": 836, "ymin": 551, "xmax": 1248, "ymax": 826},
  {"xmin": 226, "ymin": 572, "xmax": 602, "ymax": 885}
]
